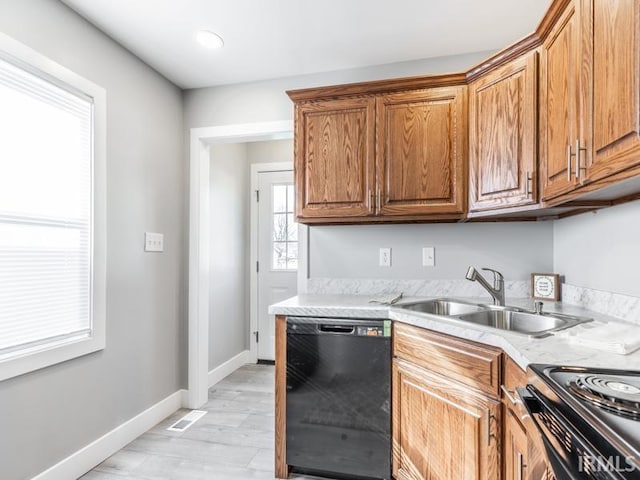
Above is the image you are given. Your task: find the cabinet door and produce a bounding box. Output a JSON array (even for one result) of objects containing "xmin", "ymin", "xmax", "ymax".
[
  {"xmin": 582, "ymin": 0, "xmax": 640, "ymax": 182},
  {"xmin": 469, "ymin": 52, "xmax": 538, "ymax": 212},
  {"xmin": 392, "ymin": 359, "xmax": 500, "ymax": 480},
  {"xmin": 294, "ymin": 97, "xmax": 375, "ymax": 220},
  {"xmin": 504, "ymin": 408, "xmax": 528, "ymax": 480},
  {"xmin": 539, "ymin": 1, "xmax": 581, "ymax": 201},
  {"xmin": 376, "ymin": 87, "xmax": 467, "ymax": 216}
]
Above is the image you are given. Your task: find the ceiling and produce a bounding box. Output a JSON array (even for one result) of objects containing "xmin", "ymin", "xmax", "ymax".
[{"xmin": 60, "ymin": 0, "xmax": 551, "ymax": 90}]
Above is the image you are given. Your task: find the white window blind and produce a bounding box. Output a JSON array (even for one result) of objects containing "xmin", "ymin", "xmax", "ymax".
[{"xmin": 0, "ymin": 54, "xmax": 93, "ymax": 359}]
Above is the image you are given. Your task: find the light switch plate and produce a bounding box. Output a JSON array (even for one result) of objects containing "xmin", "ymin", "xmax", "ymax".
[
  {"xmin": 422, "ymin": 247, "xmax": 435, "ymax": 267},
  {"xmin": 145, "ymin": 232, "xmax": 164, "ymax": 252},
  {"xmin": 379, "ymin": 247, "xmax": 391, "ymax": 267}
]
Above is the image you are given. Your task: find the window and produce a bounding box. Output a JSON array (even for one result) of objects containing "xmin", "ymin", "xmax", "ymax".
[
  {"xmin": 0, "ymin": 34, "xmax": 106, "ymax": 381},
  {"xmin": 272, "ymin": 184, "xmax": 298, "ymax": 270}
]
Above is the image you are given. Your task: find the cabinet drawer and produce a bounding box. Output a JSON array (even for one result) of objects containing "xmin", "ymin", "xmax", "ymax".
[
  {"xmin": 503, "ymin": 356, "xmax": 528, "ymax": 392},
  {"xmin": 393, "ymin": 322, "xmax": 502, "ymax": 398},
  {"xmin": 502, "ymin": 357, "xmax": 531, "ymax": 418}
]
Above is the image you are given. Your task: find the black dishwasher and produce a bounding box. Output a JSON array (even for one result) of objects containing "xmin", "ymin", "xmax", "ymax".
[{"xmin": 286, "ymin": 316, "xmax": 391, "ymax": 480}]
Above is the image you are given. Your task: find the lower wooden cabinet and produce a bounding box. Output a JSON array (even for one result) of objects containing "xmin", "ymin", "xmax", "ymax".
[
  {"xmin": 391, "ymin": 324, "xmax": 560, "ymax": 480},
  {"xmin": 503, "ymin": 408, "xmax": 528, "ymax": 480},
  {"xmin": 392, "ymin": 359, "xmax": 501, "ymax": 480}
]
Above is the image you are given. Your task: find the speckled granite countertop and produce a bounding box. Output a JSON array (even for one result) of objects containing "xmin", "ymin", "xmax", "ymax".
[{"xmin": 269, "ymin": 294, "xmax": 640, "ymax": 371}]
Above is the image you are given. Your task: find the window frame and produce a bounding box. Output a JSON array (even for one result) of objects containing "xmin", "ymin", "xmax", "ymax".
[{"xmin": 0, "ymin": 32, "xmax": 106, "ymax": 382}]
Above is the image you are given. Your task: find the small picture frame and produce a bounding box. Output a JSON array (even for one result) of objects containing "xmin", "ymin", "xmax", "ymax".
[{"xmin": 531, "ymin": 273, "xmax": 561, "ymax": 301}]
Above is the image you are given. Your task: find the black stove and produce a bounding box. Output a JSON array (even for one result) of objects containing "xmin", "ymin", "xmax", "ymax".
[
  {"xmin": 520, "ymin": 365, "xmax": 640, "ymax": 480},
  {"xmin": 568, "ymin": 373, "xmax": 640, "ymax": 419}
]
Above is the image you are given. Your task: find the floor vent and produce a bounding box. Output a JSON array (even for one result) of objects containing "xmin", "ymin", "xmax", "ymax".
[{"xmin": 167, "ymin": 410, "xmax": 207, "ymax": 432}]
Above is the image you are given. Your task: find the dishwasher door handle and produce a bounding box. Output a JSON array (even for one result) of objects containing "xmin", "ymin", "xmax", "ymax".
[{"xmin": 319, "ymin": 324, "xmax": 355, "ymax": 334}]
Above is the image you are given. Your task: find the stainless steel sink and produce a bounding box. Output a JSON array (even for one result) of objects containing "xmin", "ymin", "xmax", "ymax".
[
  {"xmin": 455, "ymin": 310, "xmax": 591, "ymax": 338},
  {"xmin": 395, "ymin": 298, "xmax": 592, "ymax": 338},
  {"xmin": 398, "ymin": 299, "xmax": 488, "ymax": 316}
]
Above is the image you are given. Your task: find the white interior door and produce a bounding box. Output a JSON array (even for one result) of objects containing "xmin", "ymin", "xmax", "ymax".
[{"xmin": 257, "ymin": 170, "xmax": 297, "ymax": 361}]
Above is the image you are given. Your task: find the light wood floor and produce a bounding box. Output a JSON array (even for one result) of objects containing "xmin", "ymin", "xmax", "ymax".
[{"xmin": 82, "ymin": 364, "xmax": 326, "ymax": 480}]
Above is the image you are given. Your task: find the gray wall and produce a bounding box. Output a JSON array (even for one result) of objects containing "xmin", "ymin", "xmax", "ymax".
[
  {"xmin": 183, "ymin": 51, "xmax": 492, "ymax": 128},
  {"xmin": 208, "ymin": 139, "xmax": 293, "ymax": 371},
  {"xmin": 0, "ymin": 1, "xmax": 185, "ymax": 479},
  {"xmin": 310, "ymin": 222, "xmax": 554, "ymax": 280},
  {"xmin": 209, "ymin": 143, "xmax": 250, "ymax": 370},
  {"xmin": 246, "ymin": 139, "xmax": 293, "ymax": 165},
  {"xmin": 554, "ymin": 200, "xmax": 640, "ymax": 297}
]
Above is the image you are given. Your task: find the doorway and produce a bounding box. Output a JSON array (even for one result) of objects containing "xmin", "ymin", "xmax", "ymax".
[
  {"xmin": 255, "ymin": 169, "xmax": 297, "ymax": 361},
  {"xmin": 188, "ymin": 121, "xmax": 297, "ymax": 408}
]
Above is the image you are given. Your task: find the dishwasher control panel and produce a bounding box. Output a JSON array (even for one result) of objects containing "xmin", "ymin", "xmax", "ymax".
[{"xmin": 357, "ymin": 326, "xmax": 385, "ymax": 337}]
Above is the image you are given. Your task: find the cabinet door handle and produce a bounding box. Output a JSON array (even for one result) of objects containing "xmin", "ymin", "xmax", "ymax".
[
  {"xmin": 575, "ymin": 139, "xmax": 587, "ymax": 180},
  {"xmin": 517, "ymin": 452, "xmax": 526, "ymax": 480},
  {"xmin": 368, "ymin": 189, "xmax": 374, "ymax": 211},
  {"xmin": 567, "ymin": 144, "xmax": 574, "ymax": 182},
  {"xmin": 376, "ymin": 187, "xmax": 381, "ymax": 214},
  {"xmin": 525, "ymin": 172, "xmax": 532, "ymax": 197},
  {"xmin": 486, "ymin": 409, "xmax": 494, "ymax": 446}
]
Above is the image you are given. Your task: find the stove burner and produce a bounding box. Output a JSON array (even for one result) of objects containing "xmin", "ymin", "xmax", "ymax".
[{"xmin": 568, "ymin": 374, "xmax": 640, "ymax": 419}]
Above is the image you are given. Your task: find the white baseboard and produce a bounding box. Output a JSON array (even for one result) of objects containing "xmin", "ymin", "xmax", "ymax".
[
  {"xmin": 30, "ymin": 351, "xmax": 251, "ymax": 480},
  {"xmin": 32, "ymin": 389, "xmax": 186, "ymax": 480},
  {"xmin": 208, "ymin": 349, "xmax": 252, "ymax": 387}
]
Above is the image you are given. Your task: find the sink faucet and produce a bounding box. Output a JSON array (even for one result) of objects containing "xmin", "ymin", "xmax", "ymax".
[
  {"xmin": 465, "ymin": 266, "xmax": 505, "ymax": 306},
  {"xmin": 534, "ymin": 301, "xmax": 544, "ymax": 314}
]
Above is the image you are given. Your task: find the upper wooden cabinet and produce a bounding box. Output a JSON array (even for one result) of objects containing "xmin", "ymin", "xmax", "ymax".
[
  {"xmin": 376, "ymin": 86, "xmax": 467, "ymax": 216},
  {"xmin": 540, "ymin": 0, "xmax": 581, "ymax": 201},
  {"xmin": 469, "ymin": 52, "xmax": 538, "ymax": 212},
  {"xmin": 289, "ymin": 0, "xmax": 640, "ymax": 222},
  {"xmin": 290, "ymin": 82, "xmax": 467, "ymax": 224},
  {"xmin": 584, "ymin": 0, "xmax": 640, "ymax": 182},
  {"xmin": 541, "ymin": 0, "xmax": 640, "ymax": 202},
  {"xmin": 294, "ymin": 97, "xmax": 375, "ymax": 219}
]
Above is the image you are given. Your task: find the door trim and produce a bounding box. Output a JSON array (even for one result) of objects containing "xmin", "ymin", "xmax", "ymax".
[
  {"xmin": 249, "ymin": 162, "xmax": 298, "ymax": 362},
  {"xmin": 188, "ymin": 120, "xmax": 293, "ymax": 408}
]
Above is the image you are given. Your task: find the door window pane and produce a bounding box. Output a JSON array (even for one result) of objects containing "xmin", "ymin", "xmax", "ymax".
[
  {"xmin": 271, "ymin": 183, "xmax": 298, "ymax": 270},
  {"xmin": 273, "ymin": 185, "xmax": 287, "ymax": 213},
  {"xmin": 273, "ymin": 213, "xmax": 287, "ymax": 242},
  {"xmin": 287, "ymin": 214, "xmax": 297, "ymax": 241},
  {"xmin": 272, "ymin": 242, "xmax": 287, "ymax": 269}
]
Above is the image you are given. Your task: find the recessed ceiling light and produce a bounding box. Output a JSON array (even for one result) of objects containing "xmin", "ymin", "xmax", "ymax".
[{"xmin": 195, "ymin": 30, "xmax": 224, "ymax": 49}]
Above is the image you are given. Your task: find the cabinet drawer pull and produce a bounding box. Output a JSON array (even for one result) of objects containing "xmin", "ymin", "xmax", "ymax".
[{"xmin": 501, "ymin": 385, "xmax": 521, "ymax": 405}]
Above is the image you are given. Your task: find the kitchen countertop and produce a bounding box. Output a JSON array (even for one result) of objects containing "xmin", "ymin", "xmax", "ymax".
[{"xmin": 269, "ymin": 294, "xmax": 640, "ymax": 371}]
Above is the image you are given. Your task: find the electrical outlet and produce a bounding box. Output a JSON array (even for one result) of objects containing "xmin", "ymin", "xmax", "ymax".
[
  {"xmin": 379, "ymin": 247, "xmax": 391, "ymax": 267},
  {"xmin": 422, "ymin": 247, "xmax": 435, "ymax": 267},
  {"xmin": 145, "ymin": 232, "xmax": 164, "ymax": 252}
]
